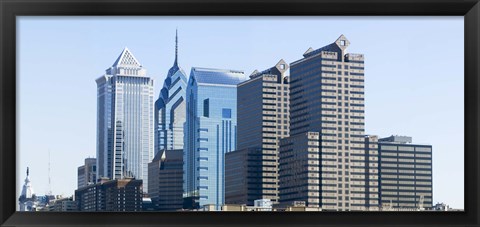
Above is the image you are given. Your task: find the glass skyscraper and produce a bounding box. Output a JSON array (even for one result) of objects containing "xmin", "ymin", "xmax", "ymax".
[
  {"xmin": 96, "ymin": 47, "xmax": 155, "ymax": 193},
  {"xmin": 155, "ymin": 30, "xmax": 187, "ymax": 154},
  {"xmin": 183, "ymin": 67, "xmax": 245, "ymax": 209}
]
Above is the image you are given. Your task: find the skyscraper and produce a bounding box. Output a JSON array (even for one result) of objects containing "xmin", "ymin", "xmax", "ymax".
[
  {"xmin": 77, "ymin": 157, "xmax": 97, "ymax": 189},
  {"xmin": 96, "ymin": 47, "xmax": 155, "ymax": 193},
  {"xmin": 279, "ymin": 35, "xmax": 370, "ymax": 211},
  {"xmin": 155, "ymin": 30, "xmax": 188, "ymax": 153},
  {"xmin": 225, "ymin": 60, "xmax": 290, "ymax": 205},
  {"xmin": 183, "ymin": 67, "xmax": 245, "ymax": 209}
]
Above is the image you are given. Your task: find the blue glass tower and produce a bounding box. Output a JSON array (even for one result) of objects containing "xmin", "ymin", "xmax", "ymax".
[
  {"xmin": 155, "ymin": 30, "xmax": 188, "ymax": 154},
  {"xmin": 184, "ymin": 67, "xmax": 245, "ymax": 209}
]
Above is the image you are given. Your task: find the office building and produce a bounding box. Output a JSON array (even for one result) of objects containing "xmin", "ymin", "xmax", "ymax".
[
  {"xmin": 377, "ymin": 135, "xmax": 433, "ymax": 209},
  {"xmin": 364, "ymin": 135, "xmax": 380, "ymax": 210},
  {"xmin": 43, "ymin": 196, "xmax": 77, "ymax": 212},
  {"xmin": 226, "ymin": 60, "xmax": 289, "ymax": 205},
  {"xmin": 279, "ymin": 35, "xmax": 370, "ymax": 211},
  {"xmin": 155, "ymin": 30, "xmax": 187, "ymax": 153},
  {"xmin": 75, "ymin": 178, "xmax": 143, "ymax": 211},
  {"xmin": 148, "ymin": 149, "xmax": 183, "ymax": 211},
  {"xmin": 184, "ymin": 67, "xmax": 245, "ymax": 209},
  {"xmin": 278, "ymin": 132, "xmax": 322, "ymax": 207},
  {"xmin": 77, "ymin": 157, "xmax": 97, "ymax": 189},
  {"xmin": 96, "ymin": 47, "xmax": 155, "ymax": 193}
]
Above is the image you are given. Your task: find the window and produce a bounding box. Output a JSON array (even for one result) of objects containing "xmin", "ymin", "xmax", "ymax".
[
  {"xmin": 340, "ymin": 40, "xmax": 346, "ymax": 46},
  {"xmin": 222, "ymin": 108, "xmax": 232, "ymax": 118},
  {"xmin": 203, "ymin": 99, "xmax": 209, "ymax": 117},
  {"xmin": 280, "ymin": 64, "xmax": 286, "ymax": 70}
]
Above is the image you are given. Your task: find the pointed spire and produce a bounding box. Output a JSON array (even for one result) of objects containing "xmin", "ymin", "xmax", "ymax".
[
  {"xmin": 27, "ymin": 167, "xmax": 29, "ymax": 177},
  {"xmin": 174, "ymin": 28, "xmax": 179, "ymax": 66}
]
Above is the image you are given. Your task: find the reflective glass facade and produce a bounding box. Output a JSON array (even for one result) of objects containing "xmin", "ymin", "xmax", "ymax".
[
  {"xmin": 184, "ymin": 67, "xmax": 245, "ymax": 209},
  {"xmin": 96, "ymin": 48, "xmax": 154, "ymax": 193},
  {"xmin": 155, "ymin": 32, "xmax": 187, "ymax": 153}
]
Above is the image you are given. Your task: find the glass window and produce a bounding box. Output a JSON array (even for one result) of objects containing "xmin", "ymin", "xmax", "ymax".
[
  {"xmin": 222, "ymin": 108, "xmax": 231, "ymax": 118},
  {"xmin": 203, "ymin": 99, "xmax": 209, "ymax": 117}
]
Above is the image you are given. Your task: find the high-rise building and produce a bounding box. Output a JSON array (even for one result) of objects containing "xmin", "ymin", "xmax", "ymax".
[
  {"xmin": 279, "ymin": 35, "xmax": 370, "ymax": 211},
  {"xmin": 364, "ymin": 135, "xmax": 380, "ymax": 210},
  {"xmin": 75, "ymin": 178, "xmax": 143, "ymax": 211},
  {"xmin": 155, "ymin": 30, "xmax": 187, "ymax": 153},
  {"xmin": 148, "ymin": 149, "xmax": 184, "ymax": 211},
  {"xmin": 377, "ymin": 135, "xmax": 433, "ymax": 210},
  {"xmin": 278, "ymin": 132, "xmax": 321, "ymax": 207},
  {"xmin": 226, "ymin": 60, "xmax": 290, "ymax": 205},
  {"xmin": 96, "ymin": 47, "xmax": 155, "ymax": 193},
  {"xmin": 183, "ymin": 67, "xmax": 245, "ymax": 209},
  {"xmin": 77, "ymin": 158, "xmax": 97, "ymax": 189}
]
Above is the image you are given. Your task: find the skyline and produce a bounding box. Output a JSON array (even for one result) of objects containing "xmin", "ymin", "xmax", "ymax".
[{"xmin": 17, "ymin": 16, "xmax": 464, "ymax": 208}]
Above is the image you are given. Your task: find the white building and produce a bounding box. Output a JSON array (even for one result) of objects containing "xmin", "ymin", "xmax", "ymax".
[
  {"xmin": 18, "ymin": 168, "xmax": 37, "ymax": 211},
  {"xmin": 96, "ymin": 47, "xmax": 155, "ymax": 193}
]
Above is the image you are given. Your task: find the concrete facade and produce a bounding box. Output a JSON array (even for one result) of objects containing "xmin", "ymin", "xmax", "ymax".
[
  {"xmin": 226, "ymin": 60, "xmax": 289, "ymax": 205},
  {"xmin": 377, "ymin": 135, "xmax": 433, "ymax": 209},
  {"xmin": 279, "ymin": 35, "xmax": 369, "ymax": 211},
  {"xmin": 75, "ymin": 178, "xmax": 143, "ymax": 211}
]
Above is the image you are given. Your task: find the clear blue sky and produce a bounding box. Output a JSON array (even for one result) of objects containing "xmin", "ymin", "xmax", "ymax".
[{"xmin": 17, "ymin": 16, "xmax": 464, "ymax": 209}]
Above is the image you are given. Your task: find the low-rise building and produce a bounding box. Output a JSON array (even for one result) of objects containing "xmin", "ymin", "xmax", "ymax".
[
  {"xmin": 148, "ymin": 149, "xmax": 183, "ymax": 211},
  {"xmin": 75, "ymin": 178, "xmax": 143, "ymax": 211}
]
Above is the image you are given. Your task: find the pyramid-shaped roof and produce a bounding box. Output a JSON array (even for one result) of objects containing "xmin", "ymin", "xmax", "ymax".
[{"xmin": 112, "ymin": 47, "xmax": 142, "ymax": 67}]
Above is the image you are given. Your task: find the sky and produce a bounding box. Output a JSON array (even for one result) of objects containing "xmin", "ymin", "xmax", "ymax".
[{"xmin": 17, "ymin": 16, "xmax": 464, "ymax": 209}]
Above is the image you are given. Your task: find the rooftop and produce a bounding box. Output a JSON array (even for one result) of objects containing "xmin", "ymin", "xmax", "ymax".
[{"xmin": 191, "ymin": 67, "xmax": 245, "ymax": 86}]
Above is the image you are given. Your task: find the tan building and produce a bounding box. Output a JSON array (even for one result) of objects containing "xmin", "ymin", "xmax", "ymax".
[
  {"xmin": 226, "ymin": 60, "xmax": 290, "ymax": 205},
  {"xmin": 279, "ymin": 35, "xmax": 372, "ymax": 211}
]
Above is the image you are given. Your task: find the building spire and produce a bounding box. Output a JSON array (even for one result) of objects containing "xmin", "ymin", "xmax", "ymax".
[
  {"xmin": 174, "ymin": 28, "xmax": 178, "ymax": 66},
  {"xmin": 27, "ymin": 167, "xmax": 29, "ymax": 177}
]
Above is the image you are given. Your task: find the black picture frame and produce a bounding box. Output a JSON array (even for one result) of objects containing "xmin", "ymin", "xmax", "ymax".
[{"xmin": 1, "ymin": 0, "xmax": 479, "ymax": 226}]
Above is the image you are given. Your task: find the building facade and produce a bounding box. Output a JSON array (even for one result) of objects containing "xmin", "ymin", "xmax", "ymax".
[
  {"xmin": 279, "ymin": 35, "xmax": 371, "ymax": 211},
  {"xmin": 226, "ymin": 60, "xmax": 290, "ymax": 205},
  {"xmin": 364, "ymin": 135, "xmax": 380, "ymax": 210},
  {"xmin": 77, "ymin": 158, "xmax": 97, "ymax": 189},
  {"xmin": 18, "ymin": 168, "xmax": 37, "ymax": 211},
  {"xmin": 43, "ymin": 196, "xmax": 78, "ymax": 212},
  {"xmin": 184, "ymin": 67, "xmax": 245, "ymax": 209},
  {"xmin": 377, "ymin": 135, "xmax": 433, "ymax": 209},
  {"xmin": 75, "ymin": 178, "xmax": 143, "ymax": 211},
  {"xmin": 96, "ymin": 47, "xmax": 155, "ymax": 193},
  {"xmin": 148, "ymin": 149, "xmax": 184, "ymax": 211},
  {"xmin": 155, "ymin": 30, "xmax": 188, "ymax": 153},
  {"xmin": 278, "ymin": 132, "xmax": 321, "ymax": 207}
]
